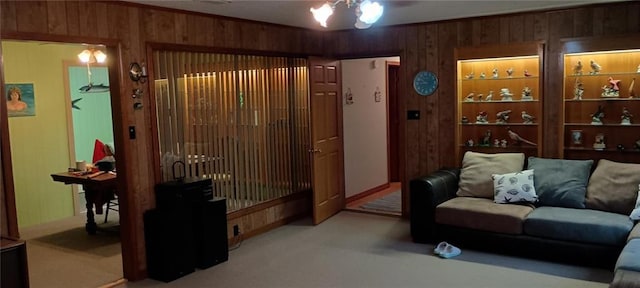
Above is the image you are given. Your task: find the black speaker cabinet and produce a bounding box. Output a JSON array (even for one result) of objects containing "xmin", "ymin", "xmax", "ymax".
[
  {"xmin": 144, "ymin": 208, "xmax": 195, "ymax": 282},
  {"xmin": 194, "ymin": 197, "xmax": 229, "ymax": 269},
  {"xmin": 155, "ymin": 178, "xmax": 213, "ymax": 211}
]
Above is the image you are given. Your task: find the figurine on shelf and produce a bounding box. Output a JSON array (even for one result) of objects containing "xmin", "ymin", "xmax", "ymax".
[
  {"xmin": 521, "ymin": 111, "xmax": 535, "ymax": 124},
  {"xmin": 479, "ymin": 130, "xmax": 492, "ymax": 147},
  {"xmin": 500, "ymin": 139, "xmax": 507, "ymax": 148},
  {"xmin": 493, "ymin": 139, "xmax": 501, "ymax": 147},
  {"xmin": 500, "ymin": 88, "xmax": 513, "ymax": 101},
  {"xmin": 634, "ymin": 139, "xmax": 640, "ymax": 150},
  {"xmin": 590, "ymin": 60, "xmax": 602, "ymax": 75},
  {"xmin": 521, "ymin": 86, "xmax": 534, "ymax": 101},
  {"xmin": 601, "ymin": 79, "xmax": 620, "ymax": 98},
  {"xmin": 573, "ymin": 60, "xmax": 583, "ymax": 75},
  {"xmin": 465, "ymin": 72, "xmax": 474, "ymax": 79},
  {"xmin": 506, "ymin": 67, "xmax": 514, "ymax": 78},
  {"xmin": 461, "ymin": 116, "xmax": 469, "ymax": 124},
  {"xmin": 507, "ymin": 127, "xmax": 537, "ymax": 146},
  {"xmin": 465, "ymin": 139, "xmax": 475, "ymax": 147},
  {"xmin": 591, "ymin": 105, "xmax": 605, "ymax": 125},
  {"xmin": 479, "ymin": 72, "xmax": 486, "ymax": 79},
  {"xmin": 496, "ymin": 109, "xmax": 512, "ymax": 124},
  {"xmin": 621, "ymin": 107, "xmax": 633, "ymax": 125},
  {"xmin": 637, "ymin": 64, "xmax": 640, "ymax": 73},
  {"xmin": 573, "ymin": 78, "xmax": 584, "ymax": 100},
  {"xmin": 485, "ymin": 91, "xmax": 494, "ymax": 101},
  {"xmin": 608, "ymin": 77, "xmax": 621, "ymax": 91},
  {"xmin": 617, "ymin": 144, "xmax": 625, "ymax": 151},
  {"xmin": 593, "ymin": 133, "xmax": 606, "ymax": 150},
  {"xmin": 477, "ymin": 93, "xmax": 484, "ymax": 102},
  {"xmin": 524, "ymin": 69, "xmax": 533, "ymax": 77},
  {"xmin": 629, "ymin": 78, "xmax": 636, "ymax": 98},
  {"xmin": 476, "ymin": 111, "xmax": 489, "ymax": 124},
  {"xmin": 465, "ymin": 92, "xmax": 475, "ymax": 102},
  {"xmin": 492, "ymin": 68, "xmax": 499, "ymax": 79}
]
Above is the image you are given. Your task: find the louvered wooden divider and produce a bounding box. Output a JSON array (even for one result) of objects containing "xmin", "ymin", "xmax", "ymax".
[{"xmin": 153, "ymin": 51, "xmax": 311, "ymax": 211}]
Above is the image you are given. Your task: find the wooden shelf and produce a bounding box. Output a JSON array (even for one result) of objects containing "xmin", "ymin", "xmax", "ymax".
[
  {"xmin": 456, "ymin": 43, "xmax": 543, "ymax": 163},
  {"xmin": 562, "ymin": 45, "xmax": 640, "ymax": 162}
]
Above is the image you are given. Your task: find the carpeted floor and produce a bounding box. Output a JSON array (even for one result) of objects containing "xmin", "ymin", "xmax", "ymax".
[
  {"xmin": 359, "ymin": 190, "xmax": 401, "ymax": 214},
  {"xmin": 20, "ymin": 214, "xmax": 123, "ymax": 288},
  {"xmin": 123, "ymin": 211, "xmax": 612, "ymax": 288}
]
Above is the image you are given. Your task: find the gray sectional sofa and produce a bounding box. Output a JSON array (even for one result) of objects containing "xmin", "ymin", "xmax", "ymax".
[{"xmin": 410, "ymin": 152, "xmax": 640, "ymax": 288}]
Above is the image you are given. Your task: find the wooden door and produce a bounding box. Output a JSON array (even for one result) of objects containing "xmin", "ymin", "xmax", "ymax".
[{"xmin": 309, "ymin": 57, "xmax": 344, "ymax": 225}]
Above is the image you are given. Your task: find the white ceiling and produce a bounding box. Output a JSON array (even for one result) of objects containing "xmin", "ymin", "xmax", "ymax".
[{"xmin": 123, "ymin": 0, "xmax": 623, "ymax": 31}]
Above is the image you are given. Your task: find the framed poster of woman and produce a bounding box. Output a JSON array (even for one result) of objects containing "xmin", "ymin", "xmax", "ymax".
[{"xmin": 5, "ymin": 83, "xmax": 35, "ymax": 117}]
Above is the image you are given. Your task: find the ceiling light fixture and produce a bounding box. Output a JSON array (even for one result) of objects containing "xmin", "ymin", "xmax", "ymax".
[
  {"xmin": 78, "ymin": 47, "xmax": 108, "ymax": 92},
  {"xmin": 310, "ymin": 0, "xmax": 384, "ymax": 29}
]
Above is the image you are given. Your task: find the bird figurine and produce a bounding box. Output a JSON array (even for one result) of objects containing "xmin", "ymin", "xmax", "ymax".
[
  {"xmin": 608, "ymin": 77, "xmax": 621, "ymax": 91},
  {"xmin": 477, "ymin": 93, "xmax": 483, "ymax": 101},
  {"xmin": 465, "ymin": 92, "xmax": 475, "ymax": 102},
  {"xmin": 590, "ymin": 60, "xmax": 602, "ymax": 75},
  {"xmin": 573, "ymin": 60, "xmax": 583, "ymax": 75},
  {"xmin": 479, "ymin": 72, "xmax": 486, "ymax": 79},
  {"xmin": 496, "ymin": 110, "xmax": 512, "ymax": 124},
  {"xmin": 465, "ymin": 72, "xmax": 474, "ymax": 79},
  {"xmin": 492, "ymin": 68, "xmax": 499, "ymax": 79},
  {"xmin": 524, "ymin": 69, "xmax": 533, "ymax": 77},
  {"xmin": 521, "ymin": 111, "xmax": 535, "ymax": 124},
  {"xmin": 507, "ymin": 127, "xmax": 537, "ymax": 146},
  {"xmin": 506, "ymin": 67, "xmax": 514, "ymax": 78},
  {"xmin": 485, "ymin": 91, "xmax": 493, "ymax": 101}
]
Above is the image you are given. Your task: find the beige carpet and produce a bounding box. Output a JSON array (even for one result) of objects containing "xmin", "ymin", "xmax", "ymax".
[
  {"xmin": 123, "ymin": 211, "xmax": 612, "ymax": 288},
  {"xmin": 20, "ymin": 213, "xmax": 123, "ymax": 288}
]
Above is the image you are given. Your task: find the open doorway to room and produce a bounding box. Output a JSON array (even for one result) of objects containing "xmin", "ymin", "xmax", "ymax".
[
  {"xmin": 2, "ymin": 40, "xmax": 123, "ymax": 288},
  {"xmin": 343, "ymin": 56, "xmax": 401, "ymax": 216}
]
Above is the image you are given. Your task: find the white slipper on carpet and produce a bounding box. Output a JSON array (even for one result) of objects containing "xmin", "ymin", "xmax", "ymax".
[
  {"xmin": 439, "ymin": 243, "xmax": 462, "ymax": 259},
  {"xmin": 433, "ymin": 241, "xmax": 448, "ymax": 255}
]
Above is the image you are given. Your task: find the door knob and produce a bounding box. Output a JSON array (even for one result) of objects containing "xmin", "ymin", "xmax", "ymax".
[{"xmin": 308, "ymin": 148, "xmax": 322, "ymax": 153}]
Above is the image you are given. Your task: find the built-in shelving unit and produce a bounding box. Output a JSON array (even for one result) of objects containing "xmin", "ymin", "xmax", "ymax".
[
  {"xmin": 562, "ymin": 43, "xmax": 640, "ymax": 163},
  {"xmin": 455, "ymin": 43, "xmax": 544, "ymax": 163}
]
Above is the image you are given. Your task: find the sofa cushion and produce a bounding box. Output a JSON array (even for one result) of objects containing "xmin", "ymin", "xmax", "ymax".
[
  {"xmin": 610, "ymin": 269, "xmax": 640, "ymax": 288},
  {"xmin": 629, "ymin": 224, "xmax": 640, "ymax": 243},
  {"xmin": 435, "ymin": 197, "xmax": 533, "ymax": 235},
  {"xmin": 456, "ymin": 152, "xmax": 525, "ymax": 198},
  {"xmin": 526, "ymin": 157, "xmax": 592, "ymax": 209},
  {"xmin": 492, "ymin": 169, "xmax": 538, "ymax": 204},
  {"xmin": 524, "ymin": 206, "xmax": 634, "ymax": 246},
  {"xmin": 586, "ymin": 159, "xmax": 640, "ymax": 215},
  {"xmin": 631, "ymin": 184, "xmax": 640, "ymax": 221},
  {"xmin": 616, "ymin": 239, "xmax": 640, "ymax": 272}
]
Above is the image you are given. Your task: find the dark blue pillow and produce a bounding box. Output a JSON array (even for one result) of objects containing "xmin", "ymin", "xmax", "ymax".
[{"xmin": 527, "ymin": 157, "xmax": 593, "ymax": 208}]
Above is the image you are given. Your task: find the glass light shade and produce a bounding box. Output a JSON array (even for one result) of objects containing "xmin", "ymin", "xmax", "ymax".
[
  {"xmin": 93, "ymin": 50, "xmax": 107, "ymax": 63},
  {"xmin": 354, "ymin": 19, "xmax": 372, "ymax": 29},
  {"xmin": 78, "ymin": 49, "xmax": 92, "ymax": 63},
  {"xmin": 358, "ymin": 0, "xmax": 383, "ymax": 25},
  {"xmin": 310, "ymin": 3, "xmax": 333, "ymax": 28}
]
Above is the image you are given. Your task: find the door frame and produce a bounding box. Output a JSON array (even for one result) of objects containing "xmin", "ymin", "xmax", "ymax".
[{"xmin": 0, "ymin": 33, "xmax": 136, "ymax": 278}]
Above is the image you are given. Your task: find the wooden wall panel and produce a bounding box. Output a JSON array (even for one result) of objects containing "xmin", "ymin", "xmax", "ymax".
[
  {"xmin": 1, "ymin": 0, "xmax": 325, "ymax": 281},
  {"xmin": 2, "ymin": 0, "xmax": 639, "ymax": 283},
  {"xmin": 327, "ymin": 1, "xmax": 640, "ymax": 216}
]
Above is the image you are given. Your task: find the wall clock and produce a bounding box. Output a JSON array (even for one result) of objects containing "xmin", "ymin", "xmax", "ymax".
[{"xmin": 413, "ymin": 71, "xmax": 438, "ymax": 96}]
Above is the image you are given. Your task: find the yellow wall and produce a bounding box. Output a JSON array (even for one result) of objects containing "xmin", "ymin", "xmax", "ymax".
[{"xmin": 3, "ymin": 41, "xmax": 84, "ymax": 228}]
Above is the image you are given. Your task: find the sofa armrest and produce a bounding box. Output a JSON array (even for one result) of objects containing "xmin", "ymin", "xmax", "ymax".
[{"xmin": 410, "ymin": 168, "xmax": 460, "ymax": 243}]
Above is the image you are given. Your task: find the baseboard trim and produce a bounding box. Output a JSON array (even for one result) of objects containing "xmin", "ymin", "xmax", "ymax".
[{"xmin": 345, "ymin": 183, "xmax": 390, "ymax": 204}]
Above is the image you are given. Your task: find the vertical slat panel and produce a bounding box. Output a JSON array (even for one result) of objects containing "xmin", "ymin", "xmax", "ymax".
[{"xmin": 153, "ymin": 49, "xmax": 309, "ymax": 211}]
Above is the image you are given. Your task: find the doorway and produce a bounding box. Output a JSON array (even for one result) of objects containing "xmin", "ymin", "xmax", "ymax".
[
  {"xmin": 2, "ymin": 40, "xmax": 123, "ymax": 288},
  {"xmin": 342, "ymin": 56, "xmax": 401, "ymax": 216}
]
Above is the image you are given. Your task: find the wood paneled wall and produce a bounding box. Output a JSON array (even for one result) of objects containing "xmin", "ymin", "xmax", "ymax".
[
  {"xmin": 325, "ymin": 2, "xmax": 640, "ymax": 215},
  {"xmin": 1, "ymin": 0, "xmax": 639, "ymax": 282},
  {"xmin": 0, "ymin": 0, "xmax": 325, "ymax": 281}
]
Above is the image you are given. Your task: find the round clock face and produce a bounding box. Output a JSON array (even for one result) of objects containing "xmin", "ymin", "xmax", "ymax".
[{"xmin": 413, "ymin": 71, "xmax": 438, "ymax": 96}]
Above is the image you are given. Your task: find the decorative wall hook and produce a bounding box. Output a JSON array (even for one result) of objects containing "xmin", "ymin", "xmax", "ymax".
[{"xmin": 129, "ymin": 62, "xmax": 148, "ymax": 83}]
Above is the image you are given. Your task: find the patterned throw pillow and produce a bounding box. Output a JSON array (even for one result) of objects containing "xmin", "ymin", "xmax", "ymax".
[
  {"xmin": 492, "ymin": 169, "xmax": 538, "ymax": 204},
  {"xmin": 631, "ymin": 184, "xmax": 640, "ymax": 221}
]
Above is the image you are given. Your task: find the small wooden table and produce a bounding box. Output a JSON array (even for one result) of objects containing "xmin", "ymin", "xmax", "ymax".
[{"xmin": 51, "ymin": 171, "xmax": 117, "ymax": 234}]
